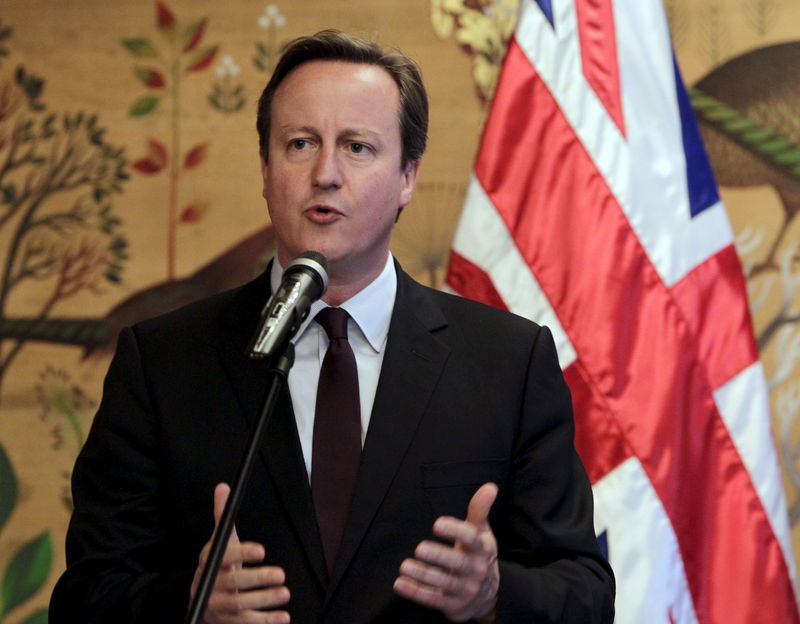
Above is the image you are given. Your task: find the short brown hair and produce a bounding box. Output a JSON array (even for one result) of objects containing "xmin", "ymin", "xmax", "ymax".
[{"xmin": 256, "ymin": 30, "xmax": 428, "ymax": 169}]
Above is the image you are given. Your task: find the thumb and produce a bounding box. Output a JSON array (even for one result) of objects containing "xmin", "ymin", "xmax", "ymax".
[
  {"xmin": 466, "ymin": 482, "xmax": 498, "ymax": 529},
  {"xmin": 213, "ymin": 482, "xmax": 240, "ymax": 545}
]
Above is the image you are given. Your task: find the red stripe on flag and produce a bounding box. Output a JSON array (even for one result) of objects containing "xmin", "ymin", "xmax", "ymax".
[
  {"xmin": 473, "ymin": 37, "xmax": 797, "ymax": 623},
  {"xmin": 575, "ymin": 0, "xmax": 626, "ymax": 136},
  {"xmin": 564, "ymin": 360, "xmax": 631, "ymax": 484},
  {"xmin": 671, "ymin": 244, "xmax": 759, "ymax": 390},
  {"xmin": 445, "ymin": 250, "xmax": 509, "ymax": 311}
]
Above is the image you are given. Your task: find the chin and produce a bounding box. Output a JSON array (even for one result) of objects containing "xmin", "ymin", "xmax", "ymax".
[{"xmin": 279, "ymin": 240, "xmax": 332, "ymax": 262}]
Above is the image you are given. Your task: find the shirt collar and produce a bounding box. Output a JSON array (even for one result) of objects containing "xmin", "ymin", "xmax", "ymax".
[{"xmin": 269, "ymin": 253, "xmax": 397, "ymax": 352}]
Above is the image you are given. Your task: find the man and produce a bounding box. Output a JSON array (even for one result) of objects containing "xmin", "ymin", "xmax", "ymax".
[{"xmin": 50, "ymin": 31, "xmax": 614, "ymax": 623}]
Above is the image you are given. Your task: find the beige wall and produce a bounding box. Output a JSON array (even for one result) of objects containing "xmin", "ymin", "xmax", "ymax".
[{"xmin": 0, "ymin": 1, "xmax": 798, "ymax": 621}]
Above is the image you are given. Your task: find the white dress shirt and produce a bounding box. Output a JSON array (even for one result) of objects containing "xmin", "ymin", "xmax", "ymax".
[{"xmin": 269, "ymin": 253, "xmax": 397, "ymax": 478}]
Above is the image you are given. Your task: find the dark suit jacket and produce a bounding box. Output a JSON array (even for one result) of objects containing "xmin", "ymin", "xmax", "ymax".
[{"xmin": 50, "ymin": 264, "xmax": 614, "ymax": 623}]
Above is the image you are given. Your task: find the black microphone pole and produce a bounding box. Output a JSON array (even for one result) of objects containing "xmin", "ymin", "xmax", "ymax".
[
  {"xmin": 185, "ymin": 344, "xmax": 294, "ymax": 624},
  {"xmin": 185, "ymin": 251, "xmax": 328, "ymax": 624}
]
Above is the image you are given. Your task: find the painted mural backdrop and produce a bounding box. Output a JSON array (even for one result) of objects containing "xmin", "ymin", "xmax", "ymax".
[{"xmin": 0, "ymin": 0, "xmax": 798, "ymax": 620}]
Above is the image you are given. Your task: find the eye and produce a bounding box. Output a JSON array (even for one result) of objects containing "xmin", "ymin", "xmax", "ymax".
[
  {"xmin": 349, "ymin": 142, "xmax": 368, "ymax": 154},
  {"xmin": 290, "ymin": 139, "xmax": 308, "ymax": 150}
]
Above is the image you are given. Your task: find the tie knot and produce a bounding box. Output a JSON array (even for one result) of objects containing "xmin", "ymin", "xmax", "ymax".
[{"xmin": 315, "ymin": 307, "xmax": 350, "ymax": 340}]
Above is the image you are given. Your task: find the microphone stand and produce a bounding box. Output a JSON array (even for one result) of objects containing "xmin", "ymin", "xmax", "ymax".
[{"xmin": 185, "ymin": 344, "xmax": 295, "ymax": 624}]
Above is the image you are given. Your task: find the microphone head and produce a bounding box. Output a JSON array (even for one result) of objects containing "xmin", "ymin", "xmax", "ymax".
[
  {"xmin": 296, "ymin": 250, "xmax": 328, "ymax": 271},
  {"xmin": 284, "ymin": 251, "xmax": 329, "ymax": 297}
]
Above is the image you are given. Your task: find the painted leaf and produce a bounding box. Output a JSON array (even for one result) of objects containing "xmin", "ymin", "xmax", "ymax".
[
  {"xmin": 20, "ymin": 607, "xmax": 48, "ymax": 624},
  {"xmin": 132, "ymin": 138, "xmax": 168, "ymax": 174},
  {"xmin": 180, "ymin": 202, "xmax": 209, "ymax": 223},
  {"xmin": 156, "ymin": 1, "xmax": 176, "ymax": 31},
  {"xmin": 111, "ymin": 236, "xmax": 129, "ymax": 254},
  {"xmin": 132, "ymin": 158, "xmax": 162, "ymax": 174},
  {"xmin": 133, "ymin": 67, "xmax": 166, "ymax": 89},
  {"xmin": 0, "ymin": 443, "xmax": 17, "ymax": 533},
  {"xmin": 121, "ymin": 37, "xmax": 158, "ymax": 58},
  {"xmin": 183, "ymin": 142, "xmax": 208, "ymax": 169},
  {"xmin": 1, "ymin": 532, "xmax": 53, "ymax": 617},
  {"xmin": 185, "ymin": 45, "xmax": 218, "ymax": 73},
  {"xmin": 147, "ymin": 138, "xmax": 169, "ymax": 167},
  {"xmin": 2, "ymin": 184, "xmax": 17, "ymax": 205},
  {"xmin": 21, "ymin": 607, "xmax": 48, "ymax": 624},
  {"xmin": 182, "ymin": 18, "xmax": 207, "ymax": 53},
  {"xmin": 129, "ymin": 95, "xmax": 159, "ymax": 117}
]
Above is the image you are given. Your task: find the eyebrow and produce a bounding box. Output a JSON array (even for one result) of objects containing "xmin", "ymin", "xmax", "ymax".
[
  {"xmin": 277, "ymin": 124, "xmax": 318, "ymax": 137},
  {"xmin": 339, "ymin": 128, "xmax": 381, "ymax": 142},
  {"xmin": 278, "ymin": 125, "xmax": 382, "ymax": 144}
]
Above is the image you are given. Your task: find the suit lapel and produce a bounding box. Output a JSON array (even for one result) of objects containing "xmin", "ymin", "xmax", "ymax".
[
  {"xmin": 215, "ymin": 270, "xmax": 327, "ymax": 587},
  {"xmin": 213, "ymin": 264, "xmax": 452, "ymax": 600},
  {"xmin": 326, "ymin": 267, "xmax": 451, "ymax": 597}
]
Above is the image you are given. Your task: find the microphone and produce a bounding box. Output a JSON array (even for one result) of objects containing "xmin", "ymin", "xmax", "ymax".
[
  {"xmin": 190, "ymin": 253, "xmax": 327, "ymax": 624},
  {"xmin": 248, "ymin": 251, "xmax": 329, "ymax": 359}
]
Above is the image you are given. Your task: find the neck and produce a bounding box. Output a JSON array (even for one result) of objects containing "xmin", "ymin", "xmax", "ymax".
[
  {"xmin": 321, "ymin": 263, "xmax": 385, "ymax": 307},
  {"xmin": 274, "ymin": 249, "xmax": 391, "ymax": 307}
]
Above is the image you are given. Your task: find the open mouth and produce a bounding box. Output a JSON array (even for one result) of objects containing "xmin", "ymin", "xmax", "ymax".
[
  {"xmin": 305, "ymin": 205, "xmax": 342, "ymax": 222},
  {"xmin": 309, "ymin": 205, "xmax": 340, "ymax": 215}
]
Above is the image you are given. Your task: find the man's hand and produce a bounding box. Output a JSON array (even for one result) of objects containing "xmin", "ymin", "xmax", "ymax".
[
  {"xmin": 190, "ymin": 483, "xmax": 291, "ymax": 623},
  {"xmin": 393, "ymin": 482, "xmax": 499, "ymax": 623}
]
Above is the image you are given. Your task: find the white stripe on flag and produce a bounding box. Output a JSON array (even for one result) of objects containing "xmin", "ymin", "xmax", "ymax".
[
  {"xmin": 451, "ymin": 174, "xmax": 577, "ymax": 368},
  {"xmin": 593, "ymin": 457, "xmax": 698, "ymax": 624},
  {"xmin": 614, "ymin": 0, "xmax": 733, "ymax": 286},
  {"xmin": 515, "ymin": 0, "xmax": 733, "ymax": 287},
  {"xmin": 515, "ymin": 0, "xmax": 629, "ymax": 234},
  {"xmin": 713, "ymin": 361, "xmax": 798, "ymax": 592}
]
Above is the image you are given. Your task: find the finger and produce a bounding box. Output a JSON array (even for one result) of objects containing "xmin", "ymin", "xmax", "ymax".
[
  {"xmin": 432, "ymin": 518, "xmax": 485, "ymax": 554},
  {"xmin": 465, "ymin": 482, "xmax": 498, "ymax": 530},
  {"xmin": 223, "ymin": 543, "xmax": 268, "ymax": 568},
  {"xmin": 222, "ymin": 565, "xmax": 287, "ymax": 592},
  {"xmin": 213, "ymin": 482, "xmax": 240, "ymax": 545},
  {"xmin": 393, "ymin": 575, "xmax": 464, "ymax": 615},
  {"xmin": 209, "ymin": 584, "xmax": 291, "ymax": 614},
  {"xmin": 210, "ymin": 614, "xmax": 288, "ymax": 624},
  {"xmin": 198, "ymin": 540, "xmax": 265, "ymax": 569},
  {"xmin": 208, "ymin": 601, "xmax": 291, "ymax": 624},
  {"xmin": 232, "ymin": 586, "xmax": 291, "ymax": 611},
  {"xmin": 398, "ymin": 557, "xmax": 464, "ymax": 594},
  {"xmin": 412, "ymin": 540, "xmax": 479, "ymax": 576}
]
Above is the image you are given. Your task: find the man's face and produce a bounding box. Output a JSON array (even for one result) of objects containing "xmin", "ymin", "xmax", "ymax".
[{"xmin": 261, "ymin": 60, "xmax": 419, "ymax": 283}]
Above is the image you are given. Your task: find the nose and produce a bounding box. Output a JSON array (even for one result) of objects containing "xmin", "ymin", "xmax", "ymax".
[{"xmin": 312, "ymin": 146, "xmax": 343, "ymax": 189}]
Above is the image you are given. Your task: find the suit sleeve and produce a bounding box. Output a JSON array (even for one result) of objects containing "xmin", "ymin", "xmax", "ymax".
[
  {"xmin": 49, "ymin": 326, "xmax": 195, "ymax": 623},
  {"xmin": 494, "ymin": 325, "xmax": 615, "ymax": 623}
]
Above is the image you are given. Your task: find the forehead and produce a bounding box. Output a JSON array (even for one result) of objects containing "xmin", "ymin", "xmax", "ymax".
[{"xmin": 271, "ymin": 60, "xmax": 401, "ymax": 126}]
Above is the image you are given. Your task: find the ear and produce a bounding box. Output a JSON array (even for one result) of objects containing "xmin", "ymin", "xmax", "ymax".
[
  {"xmin": 259, "ymin": 154, "xmax": 269, "ymax": 199},
  {"xmin": 398, "ymin": 159, "xmax": 420, "ymax": 210}
]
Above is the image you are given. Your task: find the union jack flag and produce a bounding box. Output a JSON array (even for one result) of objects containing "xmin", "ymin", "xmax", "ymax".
[{"xmin": 445, "ymin": 1, "xmax": 798, "ymax": 621}]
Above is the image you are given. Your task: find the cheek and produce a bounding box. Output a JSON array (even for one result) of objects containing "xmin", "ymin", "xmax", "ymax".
[
  {"xmin": 264, "ymin": 178, "xmax": 299, "ymax": 218},
  {"xmin": 359, "ymin": 172, "xmax": 405, "ymax": 212}
]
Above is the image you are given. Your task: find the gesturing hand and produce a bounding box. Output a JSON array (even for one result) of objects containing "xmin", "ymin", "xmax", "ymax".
[
  {"xmin": 393, "ymin": 482, "xmax": 499, "ymax": 623},
  {"xmin": 190, "ymin": 483, "xmax": 291, "ymax": 623}
]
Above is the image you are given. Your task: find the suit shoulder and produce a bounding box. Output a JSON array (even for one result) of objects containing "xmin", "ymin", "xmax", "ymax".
[
  {"xmin": 131, "ymin": 272, "xmax": 265, "ymax": 341},
  {"xmin": 417, "ymin": 282, "xmax": 543, "ymax": 335}
]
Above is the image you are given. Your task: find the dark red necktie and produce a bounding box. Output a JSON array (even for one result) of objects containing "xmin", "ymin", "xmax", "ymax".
[{"xmin": 311, "ymin": 307, "xmax": 362, "ymax": 575}]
